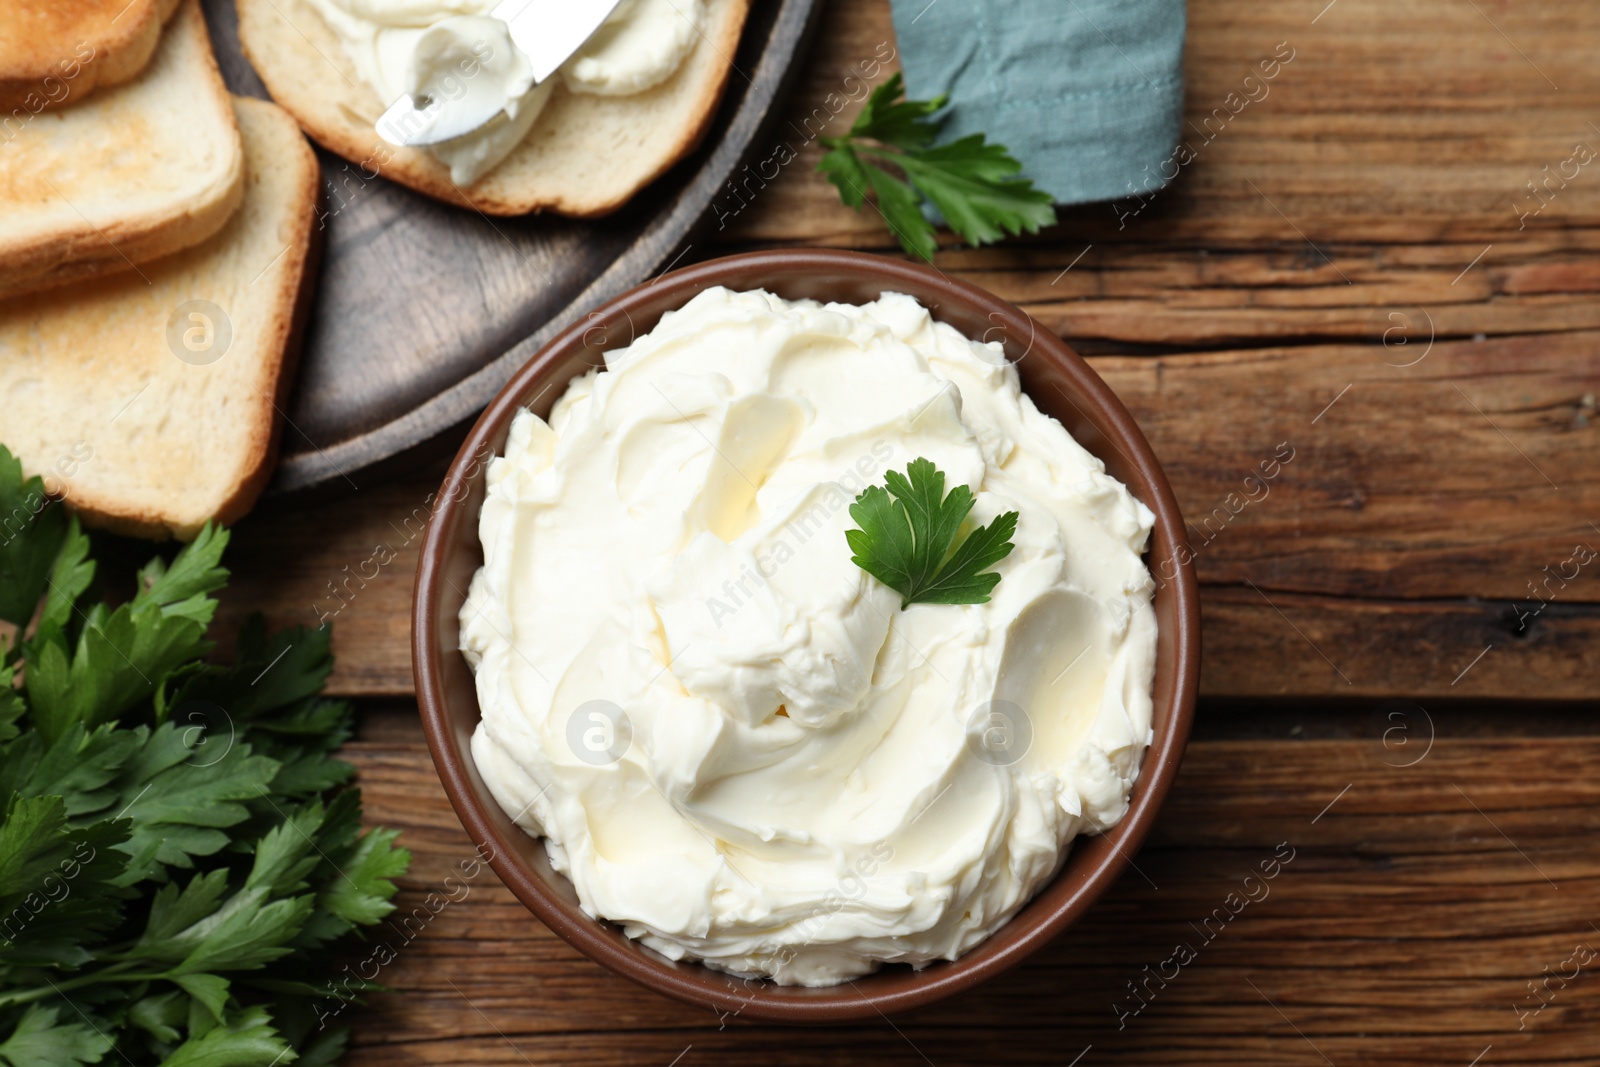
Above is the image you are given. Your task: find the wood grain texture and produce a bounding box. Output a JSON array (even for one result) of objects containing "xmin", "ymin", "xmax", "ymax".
[
  {"xmin": 1097, "ymin": 334, "xmax": 1600, "ymax": 603},
  {"xmin": 729, "ymin": 0, "xmax": 1600, "ymax": 246},
  {"xmin": 330, "ymin": 709, "xmax": 1600, "ymax": 1066}
]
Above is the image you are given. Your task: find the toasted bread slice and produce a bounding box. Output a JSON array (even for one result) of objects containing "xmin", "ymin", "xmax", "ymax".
[
  {"xmin": 0, "ymin": 0, "xmax": 244, "ymax": 300},
  {"xmin": 237, "ymin": 0, "xmax": 749, "ymax": 217},
  {"xmin": 0, "ymin": 96, "xmax": 319, "ymax": 541},
  {"xmin": 0, "ymin": 0, "xmax": 182, "ymax": 113}
]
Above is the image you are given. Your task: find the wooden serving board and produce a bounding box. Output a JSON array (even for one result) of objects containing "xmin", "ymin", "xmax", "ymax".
[{"xmin": 201, "ymin": 0, "xmax": 823, "ymax": 493}]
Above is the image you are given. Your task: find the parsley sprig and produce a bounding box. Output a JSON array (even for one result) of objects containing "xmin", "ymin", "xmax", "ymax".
[
  {"xmin": 0, "ymin": 446, "xmax": 409, "ymax": 1066},
  {"xmin": 846, "ymin": 458, "xmax": 1018, "ymax": 608},
  {"xmin": 818, "ymin": 73, "xmax": 1057, "ymax": 261}
]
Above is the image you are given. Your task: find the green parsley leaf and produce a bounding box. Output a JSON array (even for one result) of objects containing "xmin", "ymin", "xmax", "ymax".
[
  {"xmin": 288, "ymin": 1028, "xmax": 348, "ymax": 1067},
  {"xmin": 36, "ymin": 516, "xmax": 94, "ymax": 646},
  {"xmin": 127, "ymin": 990, "xmax": 187, "ymax": 1046},
  {"xmin": 168, "ymin": 889, "xmax": 317, "ymax": 977},
  {"xmin": 171, "ymin": 974, "xmax": 230, "ymax": 1025},
  {"xmin": 320, "ymin": 823, "xmax": 407, "ymax": 928},
  {"xmin": 216, "ymin": 618, "xmax": 333, "ymax": 719},
  {"xmin": 0, "ymin": 446, "xmax": 68, "ymax": 630},
  {"xmin": 133, "ymin": 524, "xmax": 229, "ymax": 612},
  {"xmin": 0, "ymin": 723, "xmax": 139, "ymax": 818},
  {"xmin": 0, "ymin": 794, "xmax": 129, "ymax": 966},
  {"xmin": 156, "ymin": 1006, "xmax": 293, "ymax": 1067},
  {"xmin": 917, "ymin": 508, "xmax": 1020, "ymax": 605},
  {"xmin": 0, "ymin": 445, "xmax": 409, "ymax": 1066},
  {"xmin": 818, "ymin": 73, "xmax": 1056, "ymax": 260},
  {"xmin": 163, "ymin": 622, "xmax": 355, "ymax": 801},
  {"xmin": 25, "ymin": 532, "xmax": 224, "ymax": 742},
  {"xmin": 138, "ymin": 870, "xmax": 232, "ymax": 953},
  {"xmin": 845, "ymin": 458, "xmax": 1019, "ymax": 608},
  {"xmin": 108, "ymin": 724, "xmax": 281, "ymax": 886},
  {"xmin": 0, "ymin": 1004, "xmax": 113, "ymax": 1067},
  {"xmin": 0, "ymin": 671, "xmax": 23, "ymax": 745}
]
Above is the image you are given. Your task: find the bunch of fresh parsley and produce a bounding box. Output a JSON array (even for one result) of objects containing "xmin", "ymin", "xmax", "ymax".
[
  {"xmin": 0, "ymin": 446, "xmax": 409, "ymax": 1066},
  {"xmin": 846, "ymin": 458, "xmax": 1018, "ymax": 608},
  {"xmin": 819, "ymin": 73, "xmax": 1057, "ymax": 261}
]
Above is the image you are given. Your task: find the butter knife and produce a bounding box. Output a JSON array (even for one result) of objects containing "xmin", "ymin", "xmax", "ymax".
[{"xmin": 375, "ymin": 0, "xmax": 624, "ymax": 148}]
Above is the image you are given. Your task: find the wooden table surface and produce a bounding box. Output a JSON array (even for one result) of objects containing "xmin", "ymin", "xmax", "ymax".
[{"xmin": 218, "ymin": 1, "xmax": 1600, "ymax": 1063}]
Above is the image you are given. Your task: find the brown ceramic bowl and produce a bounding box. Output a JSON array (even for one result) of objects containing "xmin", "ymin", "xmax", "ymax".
[{"xmin": 413, "ymin": 249, "xmax": 1198, "ymax": 1023}]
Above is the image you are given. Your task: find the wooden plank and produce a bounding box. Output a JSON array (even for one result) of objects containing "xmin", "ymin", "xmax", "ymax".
[
  {"xmin": 218, "ymin": 465, "xmax": 445, "ymax": 695},
  {"xmin": 334, "ymin": 712, "xmax": 1600, "ymax": 1065},
  {"xmin": 959, "ymin": 239, "xmax": 1600, "ymax": 349},
  {"xmin": 218, "ymin": 334, "xmax": 1600, "ymax": 699},
  {"xmin": 1096, "ymin": 333, "xmax": 1600, "ymax": 602},
  {"xmin": 728, "ymin": 0, "xmax": 1600, "ymax": 248},
  {"xmin": 1199, "ymin": 590, "xmax": 1600, "ymax": 698}
]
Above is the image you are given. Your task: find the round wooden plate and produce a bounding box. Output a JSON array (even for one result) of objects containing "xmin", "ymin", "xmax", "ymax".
[{"xmin": 201, "ymin": 0, "xmax": 823, "ymax": 494}]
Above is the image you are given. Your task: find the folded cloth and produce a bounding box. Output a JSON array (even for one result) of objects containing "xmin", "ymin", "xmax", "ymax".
[{"xmin": 888, "ymin": 0, "xmax": 1186, "ymax": 206}]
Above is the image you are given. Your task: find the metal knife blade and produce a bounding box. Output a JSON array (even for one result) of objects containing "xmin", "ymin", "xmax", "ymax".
[{"xmin": 494, "ymin": 0, "xmax": 624, "ymax": 84}]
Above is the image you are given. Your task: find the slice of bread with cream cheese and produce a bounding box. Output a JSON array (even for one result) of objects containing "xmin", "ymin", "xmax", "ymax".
[{"xmin": 237, "ymin": 0, "xmax": 750, "ymax": 216}]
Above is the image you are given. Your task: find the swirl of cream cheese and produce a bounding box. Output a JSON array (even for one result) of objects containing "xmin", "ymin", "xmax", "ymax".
[{"xmin": 461, "ymin": 287, "xmax": 1157, "ymax": 985}]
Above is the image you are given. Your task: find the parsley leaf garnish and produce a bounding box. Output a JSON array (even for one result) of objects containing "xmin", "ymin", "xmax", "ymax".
[
  {"xmin": 845, "ymin": 458, "xmax": 1019, "ymax": 608},
  {"xmin": 0, "ymin": 444, "xmax": 410, "ymax": 1065},
  {"xmin": 0, "ymin": 1004, "xmax": 113, "ymax": 1067},
  {"xmin": 818, "ymin": 73, "xmax": 1057, "ymax": 261}
]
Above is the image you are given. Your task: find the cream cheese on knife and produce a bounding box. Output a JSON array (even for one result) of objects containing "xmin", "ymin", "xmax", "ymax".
[
  {"xmin": 304, "ymin": 0, "xmax": 702, "ymax": 183},
  {"xmin": 461, "ymin": 287, "xmax": 1158, "ymax": 986}
]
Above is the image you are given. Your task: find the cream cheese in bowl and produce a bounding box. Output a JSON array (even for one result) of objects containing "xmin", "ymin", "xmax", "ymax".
[{"xmin": 460, "ymin": 287, "xmax": 1157, "ymax": 986}]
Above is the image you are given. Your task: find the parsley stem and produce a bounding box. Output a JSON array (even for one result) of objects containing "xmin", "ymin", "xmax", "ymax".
[
  {"xmin": 0, "ymin": 961, "xmax": 160, "ymax": 1008},
  {"xmin": 851, "ymin": 144, "xmax": 906, "ymax": 161}
]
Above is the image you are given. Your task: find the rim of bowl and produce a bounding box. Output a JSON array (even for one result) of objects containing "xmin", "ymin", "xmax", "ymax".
[{"xmin": 413, "ymin": 248, "xmax": 1199, "ymax": 1024}]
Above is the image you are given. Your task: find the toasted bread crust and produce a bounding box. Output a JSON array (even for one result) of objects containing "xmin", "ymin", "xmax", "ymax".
[
  {"xmin": 1, "ymin": 170, "xmax": 246, "ymax": 301},
  {"xmin": 238, "ymin": 0, "xmax": 750, "ymax": 217},
  {"xmin": 0, "ymin": 0, "xmax": 183, "ymax": 113},
  {"xmin": 0, "ymin": 97, "xmax": 320, "ymax": 541},
  {"xmin": 0, "ymin": 0, "xmax": 244, "ymax": 301},
  {"xmin": 189, "ymin": 97, "xmax": 323, "ymax": 539}
]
